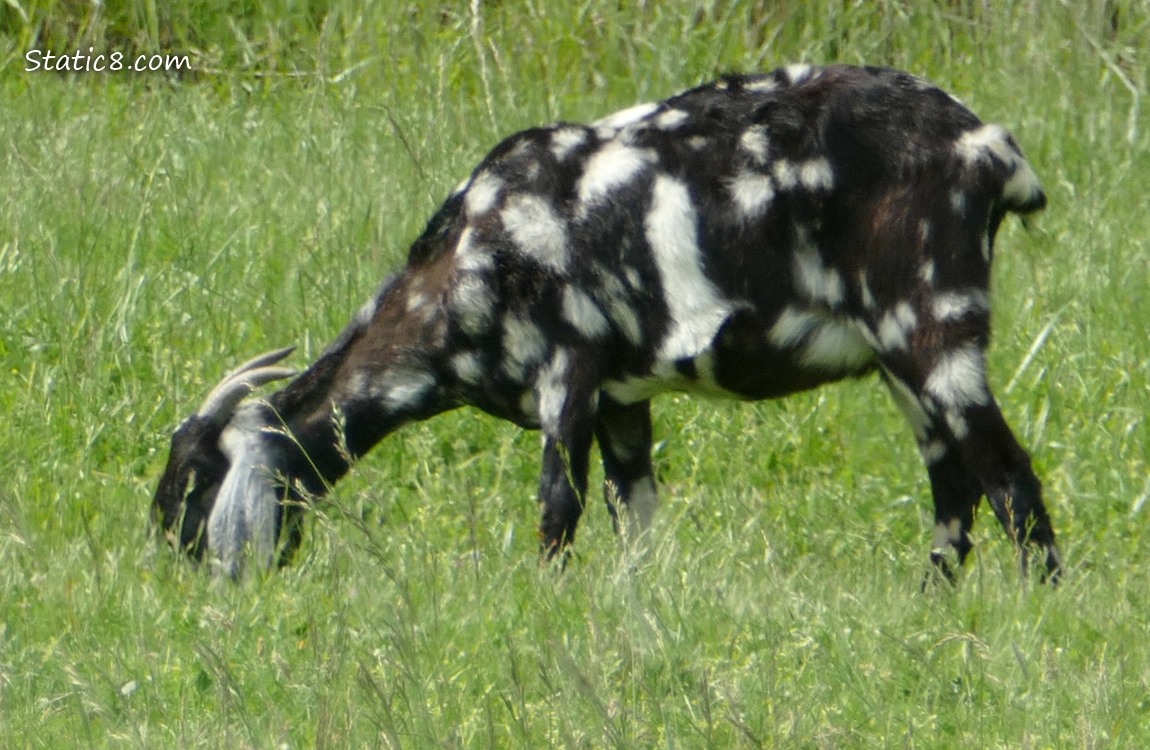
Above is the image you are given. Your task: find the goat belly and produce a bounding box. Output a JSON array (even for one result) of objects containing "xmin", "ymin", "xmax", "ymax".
[
  {"xmin": 711, "ymin": 307, "xmax": 878, "ymax": 399},
  {"xmin": 601, "ymin": 305, "xmax": 878, "ymax": 405}
]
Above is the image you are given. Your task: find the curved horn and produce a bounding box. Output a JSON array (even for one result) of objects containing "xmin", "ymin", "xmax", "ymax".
[{"xmin": 197, "ymin": 347, "xmax": 297, "ymax": 424}]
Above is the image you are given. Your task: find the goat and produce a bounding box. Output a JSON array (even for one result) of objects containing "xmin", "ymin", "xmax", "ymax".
[{"xmin": 153, "ymin": 64, "xmax": 1062, "ymax": 582}]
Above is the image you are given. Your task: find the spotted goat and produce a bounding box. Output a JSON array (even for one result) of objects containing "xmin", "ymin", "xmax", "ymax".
[{"xmin": 153, "ymin": 64, "xmax": 1062, "ymax": 582}]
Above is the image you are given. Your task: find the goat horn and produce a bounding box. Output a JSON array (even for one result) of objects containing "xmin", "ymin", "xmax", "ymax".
[{"xmin": 197, "ymin": 347, "xmax": 297, "ymax": 424}]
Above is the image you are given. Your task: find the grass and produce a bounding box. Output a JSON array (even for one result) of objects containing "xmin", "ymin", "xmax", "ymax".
[{"xmin": 1, "ymin": 0, "xmax": 1149, "ymax": 746}]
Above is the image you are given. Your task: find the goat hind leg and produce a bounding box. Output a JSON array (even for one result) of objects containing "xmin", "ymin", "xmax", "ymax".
[
  {"xmin": 954, "ymin": 402, "xmax": 1062, "ymax": 583},
  {"xmin": 883, "ymin": 357, "xmax": 1061, "ymax": 583}
]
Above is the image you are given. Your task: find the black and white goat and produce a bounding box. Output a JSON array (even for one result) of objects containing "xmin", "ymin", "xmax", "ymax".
[{"xmin": 153, "ymin": 64, "xmax": 1062, "ymax": 582}]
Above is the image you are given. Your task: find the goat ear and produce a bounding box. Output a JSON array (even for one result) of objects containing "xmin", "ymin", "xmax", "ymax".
[{"xmin": 197, "ymin": 347, "xmax": 297, "ymax": 425}]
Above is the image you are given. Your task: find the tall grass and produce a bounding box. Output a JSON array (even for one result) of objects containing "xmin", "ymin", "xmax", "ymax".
[{"xmin": 1, "ymin": 1, "xmax": 1148, "ymax": 746}]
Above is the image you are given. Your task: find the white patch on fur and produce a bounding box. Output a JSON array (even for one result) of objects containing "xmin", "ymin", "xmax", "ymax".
[
  {"xmin": 455, "ymin": 225, "xmax": 476, "ymax": 255},
  {"xmin": 774, "ymin": 160, "xmax": 799, "ymax": 190},
  {"xmin": 597, "ymin": 273, "xmax": 643, "ymax": 345},
  {"xmin": 853, "ymin": 317, "xmax": 881, "ymax": 350},
  {"xmin": 793, "ymin": 246, "xmax": 845, "ymax": 307},
  {"xmin": 406, "ymin": 291, "xmax": 429, "ymax": 313},
  {"xmin": 884, "ymin": 371, "xmax": 930, "ymax": 442},
  {"xmin": 604, "ymin": 355, "xmax": 716, "ymax": 403},
  {"xmin": 615, "ymin": 356, "xmax": 735, "ymax": 402},
  {"xmin": 946, "ymin": 409, "xmax": 970, "ymax": 440},
  {"xmin": 746, "ymin": 77, "xmax": 779, "ymax": 93},
  {"xmin": 466, "ymin": 171, "xmax": 503, "ymax": 217},
  {"xmin": 451, "ymin": 271, "xmax": 496, "ymax": 335},
  {"xmin": 450, "ymin": 176, "xmax": 472, "ymax": 198},
  {"xmin": 918, "ymin": 219, "xmax": 932, "ymax": 245},
  {"xmin": 450, "ymin": 351, "xmax": 484, "ymax": 385},
  {"xmin": 607, "ymin": 297, "xmax": 643, "ymax": 345},
  {"xmin": 925, "ymin": 346, "xmax": 990, "ymax": 409},
  {"xmin": 800, "ymin": 319, "xmax": 875, "ymax": 372},
  {"xmin": 645, "ymin": 175, "xmax": 733, "ymax": 361},
  {"xmin": 740, "ymin": 126, "xmax": 770, "ymax": 164},
  {"xmin": 370, "ymin": 366, "xmax": 437, "ymax": 411},
  {"xmin": 956, "ymin": 124, "xmax": 1021, "ymax": 168},
  {"xmin": 501, "ymin": 194, "xmax": 569, "ymax": 272},
  {"xmin": 428, "ymin": 316, "xmax": 449, "ymax": 349},
  {"xmin": 354, "ymin": 296, "xmax": 378, "ymax": 328},
  {"xmin": 800, "ymin": 158, "xmax": 835, "ymax": 191},
  {"xmin": 774, "ymin": 158, "xmax": 834, "ymax": 192},
  {"xmin": 784, "ymin": 64, "xmax": 814, "ymax": 84},
  {"xmin": 921, "ymin": 440, "xmax": 948, "ymax": 465},
  {"xmin": 593, "ymin": 101, "xmax": 659, "ymax": 133},
  {"xmin": 949, "ymin": 189, "xmax": 967, "ymax": 215},
  {"xmin": 876, "ymin": 302, "xmax": 918, "ymax": 352},
  {"xmin": 550, "ymin": 127, "xmax": 588, "ymax": 161},
  {"xmin": 520, "ymin": 159, "xmax": 542, "ymax": 182},
  {"xmin": 769, "ymin": 306, "xmax": 821, "ymax": 349},
  {"xmin": 209, "ymin": 404, "xmax": 281, "ymax": 577},
  {"xmin": 562, "ymin": 286, "xmax": 610, "ymax": 338},
  {"xmin": 346, "ymin": 369, "xmax": 372, "ymax": 400},
  {"xmin": 728, "ymin": 170, "xmax": 775, "ymax": 218},
  {"xmin": 623, "ymin": 266, "xmax": 642, "ymax": 289},
  {"xmin": 518, "ymin": 390, "xmax": 539, "ymax": 423},
  {"xmin": 455, "ymin": 230, "xmax": 495, "ymax": 275},
  {"xmin": 577, "ymin": 142, "xmax": 655, "ymax": 213},
  {"xmin": 535, "ymin": 350, "xmax": 571, "ymax": 432},
  {"xmin": 502, "ymin": 314, "xmax": 548, "ymax": 382},
  {"xmin": 932, "ymin": 289, "xmax": 990, "ymax": 322},
  {"xmin": 456, "ymin": 251, "xmax": 493, "ymax": 275},
  {"xmin": 932, "ymin": 518, "xmax": 963, "ymax": 553},
  {"xmin": 601, "ymin": 375, "xmax": 656, "ymax": 405},
  {"xmin": 919, "ymin": 259, "xmax": 936, "ymax": 285},
  {"xmin": 597, "ymin": 269, "xmax": 625, "ymax": 298},
  {"xmin": 655, "ymin": 108, "xmax": 690, "ymax": 130},
  {"xmin": 857, "ymin": 270, "xmax": 876, "ymax": 310},
  {"xmin": 502, "ymin": 139, "xmax": 543, "ymax": 181},
  {"xmin": 1002, "ymin": 158, "xmax": 1042, "ymax": 207},
  {"xmin": 777, "ymin": 157, "xmax": 832, "ymax": 192}
]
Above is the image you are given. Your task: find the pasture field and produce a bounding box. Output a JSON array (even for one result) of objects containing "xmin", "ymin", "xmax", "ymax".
[{"xmin": 1, "ymin": 1, "xmax": 1148, "ymax": 746}]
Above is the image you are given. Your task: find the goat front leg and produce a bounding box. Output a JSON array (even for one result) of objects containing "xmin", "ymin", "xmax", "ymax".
[
  {"xmin": 883, "ymin": 370, "xmax": 979, "ymax": 585},
  {"xmin": 595, "ymin": 396, "xmax": 658, "ymax": 542},
  {"xmin": 535, "ymin": 351, "xmax": 599, "ymax": 561},
  {"xmin": 922, "ymin": 448, "xmax": 979, "ymax": 586}
]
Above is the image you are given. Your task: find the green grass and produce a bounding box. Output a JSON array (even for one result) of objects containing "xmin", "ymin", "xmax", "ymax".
[{"xmin": 2, "ymin": 0, "xmax": 1149, "ymax": 746}]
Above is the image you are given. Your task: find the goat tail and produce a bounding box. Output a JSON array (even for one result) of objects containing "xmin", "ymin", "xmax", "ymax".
[
  {"xmin": 957, "ymin": 123, "xmax": 1047, "ymax": 217},
  {"xmin": 1000, "ymin": 151, "xmax": 1047, "ymax": 216}
]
